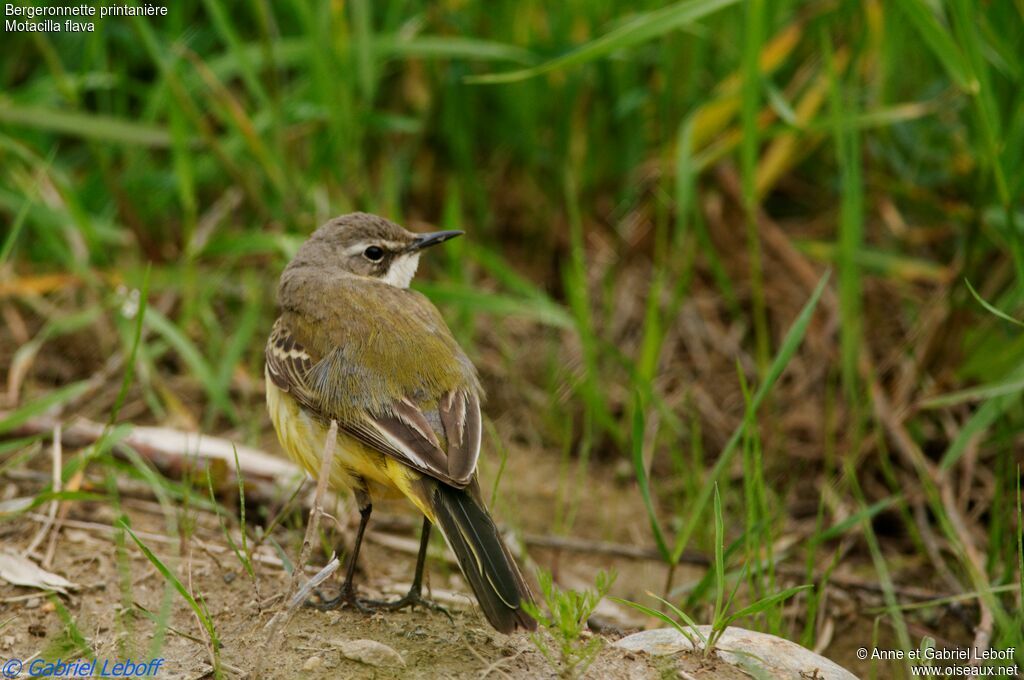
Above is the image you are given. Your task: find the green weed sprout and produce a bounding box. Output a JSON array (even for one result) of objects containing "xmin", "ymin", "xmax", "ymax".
[
  {"xmin": 522, "ymin": 569, "xmax": 616, "ymax": 679},
  {"xmin": 615, "ymin": 485, "xmax": 809, "ymax": 658}
]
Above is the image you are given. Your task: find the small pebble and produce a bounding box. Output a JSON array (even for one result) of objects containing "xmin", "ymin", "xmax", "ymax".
[
  {"xmin": 330, "ymin": 638, "xmax": 405, "ymax": 667},
  {"xmin": 24, "ymin": 598, "xmax": 40, "ymax": 609},
  {"xmin": 303, "ymin": 656, "xmax": 323, "ymax": 672}
]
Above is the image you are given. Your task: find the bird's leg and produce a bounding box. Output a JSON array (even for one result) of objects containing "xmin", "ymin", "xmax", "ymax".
[
  {"xmin": 312, "ymin": 492, "xmax": 373, "ymax": 612},
  {"xmin": 362, "ymin": 517, "xmax": 452, "ymax": 620}
]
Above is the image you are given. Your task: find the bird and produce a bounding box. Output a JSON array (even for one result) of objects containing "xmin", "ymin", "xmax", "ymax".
[{"xmin": 264, "ymin": 212, "xmax": 535, "ymax": 633}]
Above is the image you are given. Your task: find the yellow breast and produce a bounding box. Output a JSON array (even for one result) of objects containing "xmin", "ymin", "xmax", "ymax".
[{"xmin": 265, "ymin": 370, "xmax": 423, "ymax": 505}]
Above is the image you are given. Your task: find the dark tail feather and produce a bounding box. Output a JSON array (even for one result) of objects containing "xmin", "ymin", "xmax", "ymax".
[{"xmin": 424, "ymin": 480, "xmax": 536, "ymax": 633}]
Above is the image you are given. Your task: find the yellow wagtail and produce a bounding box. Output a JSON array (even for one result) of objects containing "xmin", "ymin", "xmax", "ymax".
[{"xmin": 265, "ymin": 213, "xmax": 535, "ymax": 632}]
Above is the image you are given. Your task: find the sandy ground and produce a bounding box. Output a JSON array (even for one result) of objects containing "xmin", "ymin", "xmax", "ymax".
[{"xmin": 0, "ymin": 422, "xmax": 777, "ymax": 679}]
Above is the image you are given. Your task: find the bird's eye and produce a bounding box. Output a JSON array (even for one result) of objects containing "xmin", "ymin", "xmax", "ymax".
[{"xmin": 363, "ymin": 246, "xmax": 385, "ymax": 261}]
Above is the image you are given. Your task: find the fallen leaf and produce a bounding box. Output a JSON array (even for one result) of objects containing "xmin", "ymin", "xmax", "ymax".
[{"xmin": 0, "ymin": 549, "xmax": 78, "ymax": 594}]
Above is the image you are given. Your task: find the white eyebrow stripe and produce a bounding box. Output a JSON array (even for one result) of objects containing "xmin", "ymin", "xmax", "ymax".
[{"xmin": 344, "ymin": 240, "xmax": 406, "ymax": 255}]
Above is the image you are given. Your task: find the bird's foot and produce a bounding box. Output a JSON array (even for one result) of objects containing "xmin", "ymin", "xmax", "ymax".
[
  {"xmin": 362, "ymin": 587, "xmax": 453, "ymax": 622},
  {"xmin": 310, "ymin": 584, "xmax": 450, "ymax": 621},
  {"xmin": 309, "ymin": 583, "xmax": 374, "ymax": 614}
]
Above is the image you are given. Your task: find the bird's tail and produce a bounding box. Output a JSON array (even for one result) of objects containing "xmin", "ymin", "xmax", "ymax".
[{"xmin": 418, "ymin": 479, "xmax": 536, "ymax": 633}]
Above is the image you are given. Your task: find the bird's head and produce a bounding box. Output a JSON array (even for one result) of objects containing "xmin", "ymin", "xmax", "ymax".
[{"xmin": 290, "ymin": 212, "xmax": 463, "ymax": 288}]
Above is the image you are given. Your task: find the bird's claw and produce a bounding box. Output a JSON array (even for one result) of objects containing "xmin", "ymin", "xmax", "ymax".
[
  {"xmin": 310, "ymin": 585, "xmax": 451, "ymax": 621},
  {"xmin": 360, "ymin": 589, "xmax": 453, "ymax": 622},
  {"xmin": 309, "ymin": 584, "xmax": 373, "ymax": 614}
]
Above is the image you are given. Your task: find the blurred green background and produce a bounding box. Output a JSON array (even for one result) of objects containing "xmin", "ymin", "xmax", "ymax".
[{"xmin": 1, "ymin": 0, "xmax": 1023, "ymax": 671}]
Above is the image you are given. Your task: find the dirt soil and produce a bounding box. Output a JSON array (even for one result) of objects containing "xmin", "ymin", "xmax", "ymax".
[{"xmin": 0, "ymin": 423, "xmax": 767, "ymax": 680}]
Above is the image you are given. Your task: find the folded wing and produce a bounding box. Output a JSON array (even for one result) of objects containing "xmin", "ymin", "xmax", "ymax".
[{"xmin": 266, "ymin": 318, "xmax": 481, "ymax": 488}]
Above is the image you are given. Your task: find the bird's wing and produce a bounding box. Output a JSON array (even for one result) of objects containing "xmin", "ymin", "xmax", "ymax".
[
  {"xmin": 265, "ymin": 318, "xmax": 315, "ymax": 392},
  {"xmin": 437, "ymin": 389, "xmax": 482, "ymax": 483},
  {"xmin": 266, "ymin": 317, "xmax": 481, "ymax": 488}
]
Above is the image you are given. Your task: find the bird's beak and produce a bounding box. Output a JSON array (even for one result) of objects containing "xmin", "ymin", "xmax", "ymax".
[{"xmin": 407, "ymin": 230, "xmax": 464, "ymax": 253}]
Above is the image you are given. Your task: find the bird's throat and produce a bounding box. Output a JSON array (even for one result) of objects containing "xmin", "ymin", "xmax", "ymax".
[{"xmin": 382, "ymin": 253, "xmax": 420, "ymax": 288}]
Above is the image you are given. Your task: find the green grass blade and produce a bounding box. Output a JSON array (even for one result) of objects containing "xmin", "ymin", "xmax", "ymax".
[
  {"xmin": 1017, "ymin": 467, "xmax": 1023, "ymax": 623},
  {"xmin": 610, "ymin": 596, "xmax": 706, "ymax": 647},
  {"xmin": 0, "ymin": 381, "xmax": 90, "ymax": 435},
  {"xmin": 713, "ymin": 483, "xmax": 725, "ymax": 620},
  {"xmin": 467, "ymin": 0, "xmax": 741, "ymax": 84},
  {"xmin": 0, "ymin": 101, "xmax": 172, "ymax": 147},
  {"xmin": 644, "ymin": 593, "xmax": 706, "ymax": 639},
  {"xmin": 415, "ymin": 282, "xmax": 573, "ymax": 329},
  {"xmin": 120, "ymin": 520, "xmax": 219, "ymax": 644},
  {"xmin": 376, "ymin": 36, "xmax": 536, "ymax": 64},
  {"xmin": 796, "ymin": 241, "xmax": 948, "ymax": 282},
  {"xmin": 812, "ymin": 496, "xmax": 900, "ymax": 545},
  {"xmin": 201, "ymin": 35, "xmax": 535, "ymax": 82},
  {"xmin": 948, "ymin": 0, "xmax": 1009, "ymax": 208},
  {"xmin": 671, "ymin": 271, "xmax": 830, "ymax": 562},
  {"xmin": 143, "ymin": 307, "xmax": 237, "ymax": 423},
  {"xmin": 215, "ymin": 288, "xmax": 262, "ymax": 392},
  {"xmin": 939, "ymin": 363, "xmax": 1024, "ymax": 470},
  {"xmin": 826, "ymin": 30, "xmax": 864, "ymax": 398},
  {"xmin": 631, "ymin": 400, "xmax": 670, "ymax": 562},
  {"xmin": 869, "ymin": 583, "xmax": 1019, "ymax": 614},
  {"xmin": 0, "ymin": 194, "xmax": 31, "ymax": 265},
  {"xmin": 109, "ymin": 266, "xmax": 150, "ymax": 426},
  {"xmin": 846, "ymin": 460, "xmax": 913, "ymax": 653},
  {"xmin": 48, "ymin": 594, "xmax": 94, "ymax": 659},
  {"xmin": 921, "ymin": 376, "xmax": 1024, "ymax": 409},
  {"xmin": 0, "ymin": 435, "xmax": 42, "ymax": 457},
  {"xmin": 1, "ymin": 491, "xmax": 107, "ymax": 520},
  {"xmin": 740, "ymin": 0, "xmax": 768, "ymax": 371},
  {"xmin": 722, "ymin": 584, "xmax": 811, "ymax": 625},
  {"xmin": 199, "ymin": 0, "xmax": 271, "ymax": 108},
  {"xmin": 965, "ymin": 278, "xmax": 1024, "ymax": 328},
  {"xmin": 891, "ymin": 0, "xmax": 972, "ymax": 90}
]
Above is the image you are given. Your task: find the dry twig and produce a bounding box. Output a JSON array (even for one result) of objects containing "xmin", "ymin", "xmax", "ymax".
[
  {"xmin": 2, "ymin": 413, "xmax": 298, "ymax": 480},
  {"xmin": 22, "ymin": 424, "xmax": 61, "ymax": 558},
  {"xmin": 257, "ymin": 420, "xmax": 338, "ymax": 676}
]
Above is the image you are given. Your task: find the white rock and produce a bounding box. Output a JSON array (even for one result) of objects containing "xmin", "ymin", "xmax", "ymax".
[
  {"xmin": 614, "ymin": 626, "xmax": 857, "ymax": 680},
  {"xmin": 330, "ymin": 638, "xmax": 405, "ymax": 667},
  {"xmin": 302, "ymin": 656, "xmax": 322, "ymax": 671}
]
